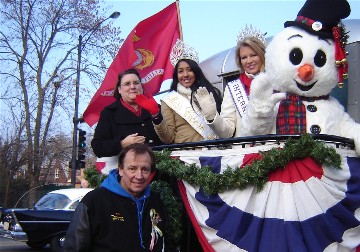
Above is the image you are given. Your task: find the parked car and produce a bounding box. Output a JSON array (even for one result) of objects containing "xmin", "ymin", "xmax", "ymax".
[{"xmin": 0, "ymin": 188, "xmax": 93, "ymax": 251}]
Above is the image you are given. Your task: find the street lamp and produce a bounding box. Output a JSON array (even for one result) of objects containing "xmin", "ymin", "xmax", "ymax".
[{"xmin": 71, "ymin": 11, "xmax": 120, "ymax": 187}]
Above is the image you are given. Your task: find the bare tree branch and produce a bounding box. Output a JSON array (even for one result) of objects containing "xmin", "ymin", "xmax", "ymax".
[{"xmin": 0, "ymin": 0, "xmax": 122, "ymax": 204}]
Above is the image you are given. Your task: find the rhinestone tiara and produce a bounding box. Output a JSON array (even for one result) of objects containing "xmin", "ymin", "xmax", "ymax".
[
  {"xmin": 237, "ymin": 24, "xmax": 266, "ymax": 45},
  {"xmin": 170, "ymin": 39, "xmax": 199, "ymax": 67}
]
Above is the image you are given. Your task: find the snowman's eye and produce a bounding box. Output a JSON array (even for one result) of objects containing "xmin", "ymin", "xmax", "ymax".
[
  {"xmin": 289, "ymin": 48, "xmax": 303, "ymax": 65},
  {"xmin": 314, "ymin": 50, "xmax": 326, "ymax": 67}
]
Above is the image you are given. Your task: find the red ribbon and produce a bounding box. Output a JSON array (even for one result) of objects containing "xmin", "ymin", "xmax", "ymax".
[{"xmin": 332, "ymin": 27, "xmax": 348, "ymax": 86}]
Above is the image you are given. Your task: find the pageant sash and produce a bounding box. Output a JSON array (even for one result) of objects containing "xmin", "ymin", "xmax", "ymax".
[
  {"xmin": 162, "ymin": 91, "xmax": 218, "ymax": 140},
  {"xmin": 227, "ymin": 79, "xmax": 249, "ymax": 118}
]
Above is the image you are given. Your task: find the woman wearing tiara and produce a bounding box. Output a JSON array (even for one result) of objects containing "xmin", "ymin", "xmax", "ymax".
[
  {"xmin": 196, "ymin": 24, "xmax": 266, "ymax": 138},
  {"xmin": 135, "ymin": 39, "xmax": 222, "ymax": 144},
  {"xmin": 134, "ymin": 39, "xmax": 223, "ymax": 251}
]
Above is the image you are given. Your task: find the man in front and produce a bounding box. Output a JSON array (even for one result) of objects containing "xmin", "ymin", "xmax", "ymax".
[{"xmin": 64, "ymin": 144, "xmax": 166, "ymax": 252}]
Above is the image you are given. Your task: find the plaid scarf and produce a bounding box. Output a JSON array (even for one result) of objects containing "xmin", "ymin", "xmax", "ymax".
[{"xmin": 276, "ymin": 94, "xmax": 307, "ymax": 134}]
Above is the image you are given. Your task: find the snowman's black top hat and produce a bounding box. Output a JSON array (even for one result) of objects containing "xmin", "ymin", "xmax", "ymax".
[{"xmin": 284, "ymin": 0, "xmax": 351, "ymax": 38}]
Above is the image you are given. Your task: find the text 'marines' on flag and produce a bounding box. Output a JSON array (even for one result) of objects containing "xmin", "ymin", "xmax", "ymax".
[{"xmin": 83, "ymin": 2, "xmax": 181, "ymax": 127}]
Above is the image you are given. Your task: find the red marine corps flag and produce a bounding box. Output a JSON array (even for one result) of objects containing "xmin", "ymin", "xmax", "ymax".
[{"xmin": 83, "ymin": 2, "xmax": 181, "ymax": 127}]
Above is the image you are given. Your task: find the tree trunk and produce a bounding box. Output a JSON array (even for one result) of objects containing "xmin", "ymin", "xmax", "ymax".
[{"xmin": 28, "ymin": 169, "xmax": 38, "ymax": 208}]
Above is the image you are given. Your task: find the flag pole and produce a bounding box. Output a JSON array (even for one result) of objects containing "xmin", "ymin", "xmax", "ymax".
[{"xmin": 176, "ymin": 0, "xmax": 183, "ymax": 40}]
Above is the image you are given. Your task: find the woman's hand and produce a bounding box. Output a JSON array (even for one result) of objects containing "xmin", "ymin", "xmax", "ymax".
[
  {"xmin": 135, "ymin": 94, "xmax": 160, "ymax": 115},
  {"xmin": 195, "ymin": 87, "xmax": 217, "ymax": 121},
  {"xmin": 121, "ymin": 133, "xmax": 146, "ymax": 148}
]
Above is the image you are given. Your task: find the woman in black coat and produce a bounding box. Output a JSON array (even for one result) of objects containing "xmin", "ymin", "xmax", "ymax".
[{"xmin": 91, "ymin": 68, "xmax": 163, "ymax": 159}]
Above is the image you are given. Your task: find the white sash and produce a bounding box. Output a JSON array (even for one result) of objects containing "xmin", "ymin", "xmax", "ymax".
[
  {"xmin": 227, "ymin": 79, "xmax": 249, "ymax": 118},
  {"xmin": 162, "ymin": 91, "xmax": 218, "ymax": 140}
]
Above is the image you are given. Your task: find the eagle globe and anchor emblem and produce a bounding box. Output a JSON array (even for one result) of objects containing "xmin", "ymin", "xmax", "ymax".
[
  {"xmin": 131, "ymin": 34, "xmax": 166, "ymax": 84},
  {"xmin": 133, "ymin": 46, "xmax": 154, "ymax": 70}
]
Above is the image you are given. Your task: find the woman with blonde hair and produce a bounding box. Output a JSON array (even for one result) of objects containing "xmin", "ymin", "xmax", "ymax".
[{"xmin": 196, "ymin": 24, "xmax": 266, "ymax": 138}]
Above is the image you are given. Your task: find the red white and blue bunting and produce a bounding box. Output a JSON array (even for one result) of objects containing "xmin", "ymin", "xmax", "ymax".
[{"xmin": 172, "ymin": 143, "xmax": 360, "ymax": 251}]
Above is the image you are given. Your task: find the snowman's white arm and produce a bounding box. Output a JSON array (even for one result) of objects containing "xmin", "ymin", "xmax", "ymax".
[
  {"xmin": 238, "ymin": 102, "xmax": 278, "ymax": 136},
  {"xmin": 339, "ymin": 113, "xmax": 360, "ymax": 157},
  {"xmin": 238, "ymin": 72, "xmax": 286, "ymax": 136}
]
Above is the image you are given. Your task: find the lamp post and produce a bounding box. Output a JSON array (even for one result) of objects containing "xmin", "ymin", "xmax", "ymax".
[{"xmin": 71, "ymin": 11, "xmax": 120, "ymax": 187}]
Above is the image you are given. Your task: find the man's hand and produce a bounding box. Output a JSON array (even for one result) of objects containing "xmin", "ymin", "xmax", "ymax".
[
  {"xmin": 135, "ymin": 94, "xmax": 160, "ymax": 115},
  {"xmin": 194, "ymin": 87, "xmax": 217, "ymax": 121}
]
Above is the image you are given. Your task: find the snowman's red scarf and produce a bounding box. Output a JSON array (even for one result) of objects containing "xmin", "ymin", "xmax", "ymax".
[{"xmin": 276, "ymin": 94, "xmax": 329, "ymax": 134}]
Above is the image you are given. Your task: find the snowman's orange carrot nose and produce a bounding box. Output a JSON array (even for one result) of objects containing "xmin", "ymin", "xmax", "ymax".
[{"xmin": 298, "ymin": 64, "xmax": 314, "ymax": 82}]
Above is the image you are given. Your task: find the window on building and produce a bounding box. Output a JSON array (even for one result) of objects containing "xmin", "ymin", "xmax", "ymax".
[{"xmin": 55, "ymin": 169, "xmax": 59, "ymax": 179}]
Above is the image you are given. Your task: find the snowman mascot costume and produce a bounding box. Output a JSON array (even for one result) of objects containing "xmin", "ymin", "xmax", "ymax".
[
  {"xmin": 240, "ymin": 0, "xmax": 360, "ymax": 157},
  {"xmin": 235, "ymin": 0, "xmax": 360, "ymax": 250}
]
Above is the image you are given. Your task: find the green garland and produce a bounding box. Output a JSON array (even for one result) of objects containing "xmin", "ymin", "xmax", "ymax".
[
  {"xmin": 83, "ymin": 167, "xmax": 107, "ymax": 188},
  {"xmin": 150, "ymin": 181, "xmax": 182, "ymax": 245},
  {"xmin": 154, "ymin": 134, "xmax": 341, "ymax": 195},
  {"xmin": 85, "ymin": 134, "xmax": 341, "ymax": 247}
]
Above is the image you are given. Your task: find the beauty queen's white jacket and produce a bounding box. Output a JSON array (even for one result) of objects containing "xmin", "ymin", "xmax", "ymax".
[{"xmin": 207, "ymin": 85, "xmax": 243, "ymax": 138}]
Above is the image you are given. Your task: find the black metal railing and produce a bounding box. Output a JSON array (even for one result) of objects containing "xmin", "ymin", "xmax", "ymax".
[{"xmin": 153, "ymin": 134, "xmax": 355, "ymax": 151}]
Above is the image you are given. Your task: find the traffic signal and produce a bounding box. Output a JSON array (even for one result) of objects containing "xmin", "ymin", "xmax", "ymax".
[{"xmin": 77, "ymin": 130, "xmax": 86, "ymax": 169}]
